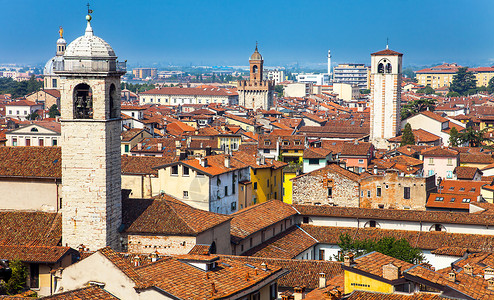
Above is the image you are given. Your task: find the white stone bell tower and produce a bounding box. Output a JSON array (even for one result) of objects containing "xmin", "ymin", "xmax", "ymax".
[
  {"xmin": 56, "ymin": 9, "xmax": 125, "ymax": 250},
  {"xmin": 369, "ymin": 46, "xmax": 403, "ymax": 149}
]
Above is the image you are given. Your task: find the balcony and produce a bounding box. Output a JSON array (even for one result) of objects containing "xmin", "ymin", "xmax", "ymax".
[{"xmin": 53, "ymin": 60, "xmax": 126, "ymax": 74}]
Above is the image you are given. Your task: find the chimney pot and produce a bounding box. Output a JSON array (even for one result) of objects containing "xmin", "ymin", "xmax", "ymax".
[
  {"xmin": 464, "ymin": 264, "xmax": 473, "ymax": 276},
  {"xmin": 343, "ymin": 253, "xmax": 354, "ymax": 267},
  {"xmin": 319, "ymin": 273, "xmax": 326, "ymax": 288},
  {"xmin": 293, "ymin": 287, "xmax": 305, "ymax": 300},
  {"xmin": 225, "ymin": 155, "xmax": 230, "ymax": 168},
  {"xmin": 137, "ymin": 143, "xmax": 142, "ymax": 150},
  {"xmin": 488, "ymin": 278, "xmax": 494, "ymax": 291},
  {"xmin": 382, "ymin": 263, "xmax": 401, "ymax": 281},
  {"xmin": 448, "ymin": 271, "xmax": 456, "ymax": 282}
]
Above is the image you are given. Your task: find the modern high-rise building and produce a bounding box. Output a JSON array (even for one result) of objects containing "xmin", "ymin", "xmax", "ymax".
[
  {"xmin": 56, "ymin": 11, "xmax": 126, "ymax": 250},
  {"xmin": 369, "ymin": 47, "xmax": 403, "ymax": 149},
  {"xmin": 237, "ymin": 44, "xmax": 274, "ymax": 109},
  {"xmin": 333, "ymin": 63, "xmax": 370, "ymax": 90}
]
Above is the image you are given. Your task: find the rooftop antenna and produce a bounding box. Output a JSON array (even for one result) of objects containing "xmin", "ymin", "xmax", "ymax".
[{"xmin": 386, "ymin": 37, "xmax": 389, "ymax": 50}]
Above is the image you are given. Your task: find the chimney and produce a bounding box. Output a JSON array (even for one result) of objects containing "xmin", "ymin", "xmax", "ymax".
[
  {"xmin": 488, "ymin": 278, "xmax": 494, "ymax": 291},
  {"xmin": 373, "ymin": 165, "xmax": 378, "ymax": 175},
  {"xmin": 132, "ymin": 255, "xmax": 141, "ymax": 267},
  {"xmin": 281, "ymin": 292, "xmax": 294, "ymax": 300},
  {"xmin": 149, "ymin": 251, "xmax": 159, "ymax": 262},
  {"xmin": 319, "ymin": 273, "xmax": 326, "ymax": 289},
  {"xmin": 157, "ymin": 142, "xmax": 163, "ymax": 151},
  {"xmin": 448, "ymin": 271, "xmax": 456, "ymax": 282},
  {"xmin": 344, "ymin": 253, "xmax": 354, "ymax": 267},
  {"xmin": 261, "ymin": 262, "xmax": 268, "ymax": 271},
  {"xmin": 382, "ymin": 263, "xmax": 401, "ymax": 281},
  {"xmin": 260, "ymin": 155, "xmax": 265, "ymax": 165},
  {"xmin": 293, "ymin": 287, "xmax": 304, "ymax": 300},
  {"xmin": 137, "ymin": 143, "xmax": 142, "ymax": 151},
  {"xmin": 464, "ymin": 263, "xmax": 473, "ymax": 276},
  {"xmin": 224, "ymin": 155, "xmax": 230, "ymax": 168},
  {"xmin": 484, "ymin": 267, "xmax": 494, "ymax": 280}
]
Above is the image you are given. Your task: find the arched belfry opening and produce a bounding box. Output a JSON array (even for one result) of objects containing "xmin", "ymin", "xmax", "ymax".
[
  {"xmin": 109, "ymin": 83, "xmax": 118, "ymax": 119},
  {"xmin": 386, "ymin": 63, "xmax": 392, "ymax": 74},
  {"xmin": 73, "ymin": 83, "xmax": 93, "ymax": 119},
  {"xmin": 378, "ymin": 63, "xmax": 384, "ymax": 74},
  {"xmin": 253, "ymin": 65, "xmax": 258, "ymax": 74}
]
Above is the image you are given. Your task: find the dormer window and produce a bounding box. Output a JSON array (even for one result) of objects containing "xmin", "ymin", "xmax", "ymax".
[
  {"xmin": 294, "ymin": 141, "xmax": 301, "ymax": 146},
  {"xmin": 264, "ymin": 140, "xmax": 271, "ymax": 146},
  {"xmin": 283, "ymin": 140, "xmax": 289, "ymax": 146}
]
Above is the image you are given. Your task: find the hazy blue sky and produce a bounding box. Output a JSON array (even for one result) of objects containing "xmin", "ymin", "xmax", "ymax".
[{"xmin": 1, "ymin": 0, "xmax": 493, "ymax": 68}]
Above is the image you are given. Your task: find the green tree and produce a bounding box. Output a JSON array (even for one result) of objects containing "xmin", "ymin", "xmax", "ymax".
[
  {"xmin": 400, "ymin": 98, "xmax": 436, "ymax": 119},
  {"xmin": 400, "ymin": 123, "xmax": 415, "ymax": 146},
  {"xmin": 449, "ymin": 127, "xmax": 461, "ymax": 147},
  {"xmin": 2, "ymin": 260, "xmax": 27, "ymax": 295},
  {"xmin": 446, "ymin": 91, "xmax": 460, "ymax": 97},
  {"xmin": 402, "ymin": 68, "xmax": 416, "ymax": 79},
  {"xmin": 488, "ymin": 77, "xmax": 494, "ymax": 94},
  {"xmin": 360, "ymin": 89, "xmax": 370, "ymax": 95},
  {"xmin": 336, "ymin": 234, "xmax": 424, "ymax": 264},
  {"xmin": 460, "ymin": 127, "xmax": 486, "ymax": 147},
  {"xmin": 417, "ymin": 86, "xmax": 435, "ymax": 95},
  {"xmin": 274, "ymin": 85, "xmax": 284, "ymax": 97},
  {"xmin": 48, "ymin": 104, "xmax": 61, "ymax": 118},
  {"xmin": 450, "ymin": 67, "xmax": 477, "ymax": 96},
  {"xmin": 26, "ymin": 111, "xmax": 39, "ymax": 121}
]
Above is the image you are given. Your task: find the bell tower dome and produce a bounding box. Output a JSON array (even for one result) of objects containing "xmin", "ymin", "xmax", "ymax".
[
  {"xmin": 56, "ymin": 7, "xmax": 126, "ymax": 251},
  {"xmin": 249, "ymin": 43, "xmax": 263, "ymax": 83}
]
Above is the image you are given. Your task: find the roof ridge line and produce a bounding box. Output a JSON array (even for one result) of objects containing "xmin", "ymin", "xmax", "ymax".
[{"xmin": 296, "ymin": 225, "xmax": 319, "ymax": 243}]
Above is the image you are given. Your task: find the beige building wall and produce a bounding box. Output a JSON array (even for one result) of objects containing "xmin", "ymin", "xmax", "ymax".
[
  {"xmin": 126, "ymin": 234, "xmax": 197, "ymax": 255},
  {"xmin": 332, "ymin": 83, "xmax": 359, "ymax": 101},
  {"xmin": 284, "ymin": 83, "xmax": 310, "ymax": 97},
  {"xmin": 122, "ymin": 174, "xmax": 160, "ymax": 199},
  {"xmin": 0, "ymin": 179, "xmax": 60, "ymax": 212}
]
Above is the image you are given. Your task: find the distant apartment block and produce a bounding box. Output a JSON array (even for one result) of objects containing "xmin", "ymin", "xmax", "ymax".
[
  {"xmin": 416, "ymin": 63, "xmax": 494, "ymax": 89},
  {"xmin": 332, "ymin": 63, "xmax": 369, "ymax": 90},
  {"xmin": 265, "ymin": 70, "xmax": 285, "ymax": 84},
  {"xmin": 139, "ymin": 86, "xmax": 238, "ymax": 106},
  {"xmin": 132, "ymin": 68, "xmax": 157, "ymax": 79},
  {"xmin": 296, "ymin": 73, "xmax": 329, "ymax": 85}
]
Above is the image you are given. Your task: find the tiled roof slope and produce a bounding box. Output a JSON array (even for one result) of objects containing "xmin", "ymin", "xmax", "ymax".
[
  {"xmin": 345, "ymin": 291, "xmax": 442, "ymax": 300},
  {"xmin": 294, "ymin": 205, "xmax": 494, "ymax": 226},
  {"xmin": 351, "ymin": 251, "xmax": 414, "ymax": 278},
  {"xmin": 0, "ymin": 211, "xmax": 61, "ymax": 246},
  {"xmin": 136, "ymin": 255, "xmax": 283, "ymax": 299},
  {"xmin": 121, "ymin": 155, "xmax": 177, "ymax": 176},
  {"xmin": 301, "ymin": 225, "xmax": 494, "ymax": 252},
  {"xmin": 40, "ymin": 286, "xmax": 120, "ymax": 299},
  {"xmin": 123, "ymin": 194, "xmax": 231, "ymax": 236},
  {"xmin": 230, "ymin": 200, "xmax": 298, "ymax": 243},
  {"xmin": 242, "ymin": 226, "xmax": 318, "ymax": 259},
  {"xmin": 98, "ymin": 247, "xmax": 150, "ymax": 289},
  {"xmin": 220, "ymin": 255, "xmax": 343, "ymax": 290},
  {"xmin": 0, "ymin": 245, "xmax": 73, "ymax": 263},
  {"xmin": 0, "ymin": 147, "xmax": 61, "ymax": 178}
]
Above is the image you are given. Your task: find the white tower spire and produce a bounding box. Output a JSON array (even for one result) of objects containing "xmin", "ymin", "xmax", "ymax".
[{"xmin": 327, "ymin": 50, "xmax": 332, "ymax": 76}]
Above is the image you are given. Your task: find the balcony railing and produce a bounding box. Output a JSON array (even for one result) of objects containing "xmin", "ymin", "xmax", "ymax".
[{"xmin": 53, "ymin": 60, "xmax": 126, "ymax": 73}]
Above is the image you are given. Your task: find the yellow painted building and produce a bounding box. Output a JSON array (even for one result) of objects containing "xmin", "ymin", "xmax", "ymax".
[
  {"xmin": 218, "ymin": 134, "xmax": 242, "ymax": 151},
  {"xmin": 416, "ymin": 63, "xmax": 494, "ymax": 89},
  {"xmin": 344, "ymin": 270, "xmax": 394, "ymax": 295},
  {"xmin": 233, "ymin": 153, "xmax": 286, "ymax": 205},
  {"xmin": 282, "ymin": 165, "xmax": 301, "ymax": 204}
]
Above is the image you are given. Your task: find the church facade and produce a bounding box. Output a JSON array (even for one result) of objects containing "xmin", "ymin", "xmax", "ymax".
[{"xmin": 237, "ymin": 45, "xmax": 274, "ymax": 110}]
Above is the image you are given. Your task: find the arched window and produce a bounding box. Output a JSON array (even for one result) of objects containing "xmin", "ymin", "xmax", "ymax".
[
  {"xmin": 364, "ymin": 220, "xmax": 380, "ymax": 228},
  {"xmin": 30, "ymin": 127, "xmax": 38, "ymax": 132},
  {"xmin": 73, "ymin": 83, "xmax": 93, "ymax": 119},
  {"xmin": 378, "ymin": 63, "xmax": 384, "ymax": 74},
  {"xmin": 386, "ymin": 63, "xmax": 392, "ymax": 74},
  {"xmin": 252, "ymin": 65, "xmax": 258, "ymax": 74},
  {"xmin": 109, "ymin": 84, "xmax": 118, "ymax": 119},
  {"xmin": 430, "ymin": 224, "xmax": 446, "ymax": 232}
]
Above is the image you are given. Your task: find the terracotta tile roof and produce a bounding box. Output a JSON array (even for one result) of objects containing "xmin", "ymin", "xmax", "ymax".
[
  {"xmin": 0, "ymin": 211, "xmax": 61, "ymax": 246},
  {"xmin": 0, "ymin": 245, "xmax": 73, "ymax": 263},
  {"xmin": 344, "ymin": 291, "xmax": 442, "ymax": 300},
  {"xmin": 292, "ymin": 163, "xmax": 366, "ymax": 183},
  {"xmin": 438, "ymin": 180, "xmax": 488, "ymax": 196},
  {"xmin": 304, "ymin": 274, "xmax": 344, "ymax": 300},
  {"xmin": 40, "ymin": 286, "xmax": 119, "ymax": 299},
  {"xmin": 454, "ymin": 166, "xmax": 482, "ymax": 180},
  {"xmin": 416, "ymin": 63, "xmax": 463, "ymax": 74},
  {"xmin": 121, "ymin": 155, "xmax": 177, "ymax": 176},
  {"xmin": 5, "ymin": 100, "xmax": 40, "ymax": 107},
  {"xmin": 350, "ymin": 251, "xmax": 414, "ymax": 278},
  {"xmin": 340, "ymin": 142, "xmax": 372, "ymax": 157},
  {"xmin": 136, "ymin": 255, "xmax": 283, "ymax": 299},
  {"xmin": 188, "ymin": 244, "xmax": 212, "ymax": 255},
  {"xmin": 43, "ymin": 89, "xmax": 61, "ymax": 98},
  {"xmin": 26, "ymin": 120, "xmax": 61, "ymax": 133},
  {"xmin": 166, "ymin": 121, "xmax": 196, "ymax": 135},
  {"xmin": 140, "ymin": 87, "xmax": 236, "ymax": 97},
  {"xmin": 169, "ymin": 154, "xmax": 248, "ymax": 177},
  {"xmin": 122, "ymin": 195, "xmax": 231, "ymax": 236},
  {"xmin": 421, "ymin": 146, "xmax": 458, "ymax": 158},
  {"xmin": 121, "ymin": 128, "xmax": 148, "ymax": 142},
  {"xmin": 301, "ymin": 225, "xmax": 494, "ymax": 253},
  {"xmin": 220, "ymin": 255, "xmax": 343, "ymax": 289},
  {"xmin": 242, "ymin": 226, "xmax": 318, "ymax": 258},
  {"xmin": 371, "ymin": 49, "xmax": 403, "ymax": 56},
  {"xmin": 232, "ymin": 151, "xmax": 287, "ymax": 170},
  {"xmin": 225, "ymin": 113, "xmax": 254, "ymax": 126},
  {"xmin": 230, "ymin": 200, "xmax": 298, "ymax": 243},
  {"xmin": 431, "ymin": 247, "xmax": 469, "ymax": 257},
  {"xmin": 460, "ymin": 153, "xmax": 494, "ymax": 164},
  {"xmin": 426, "ymin": 193, "xmax": 473, "ymax": 210},
  {"xmin": 420, "ymin": 110, "xmax": 448, "ymax": 123},
  {"xmin": 303, "ymin": 147, "xmax": 332, "ymax": 159},
  {"xmin": 0, "ymin": 147, "xmax": 61, "ymax": 178},
  {"xmin": 395, "ymin": 145, "xmax": 429, "ymax": 157},
  {"xmin": 294, "ymin": 205, "xmax": 494, "ymax": 227},
  {"xmin": 388, "ymin": 129, "xmax": 441, "ymax": 144},
  {"xmin": 98, "ymin": 247, "xmax": 151, "ymax": 289},
  {"xmin": 258, "ymin": 135, "xmax": 277, "ymax": 149}
]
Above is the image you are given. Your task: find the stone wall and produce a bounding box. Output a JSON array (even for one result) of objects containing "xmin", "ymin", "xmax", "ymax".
[
  {"xmin": 126, "ymin": 234, "xmax": 197, "ymax": 255},
  {"xmin": 292, "ymin": 171, "xmax": 359, "ymax": 207}
]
